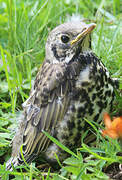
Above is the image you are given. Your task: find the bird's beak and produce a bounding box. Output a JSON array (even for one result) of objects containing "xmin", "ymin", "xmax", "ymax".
[{"xmin": 71, "ymin": 23, "xmax": 96, "ymax": 45}]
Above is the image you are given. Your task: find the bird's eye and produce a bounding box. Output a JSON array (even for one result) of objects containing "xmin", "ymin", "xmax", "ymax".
[{"xmin": 61, "ymin": 35, "xmax": 70, "ymax": 43}]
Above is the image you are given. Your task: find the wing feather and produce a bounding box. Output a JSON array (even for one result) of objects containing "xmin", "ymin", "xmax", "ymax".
[
  {"xmin": 18, "ymin": 62, "xmax": 70, "ymax": 163},
  {"xmin": 46, "ymin": 99, "xmax": 56, "ymax": 129}
]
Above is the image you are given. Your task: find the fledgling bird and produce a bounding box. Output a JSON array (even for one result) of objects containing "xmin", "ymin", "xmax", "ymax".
[{"xmin": 6, "ymin": 21, "xmax": 118, "ymax": 170}]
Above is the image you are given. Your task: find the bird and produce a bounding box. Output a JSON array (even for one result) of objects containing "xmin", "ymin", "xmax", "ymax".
[{"xmin": 6, "ymin": 21, "xmax": 118, "ymax": 170}]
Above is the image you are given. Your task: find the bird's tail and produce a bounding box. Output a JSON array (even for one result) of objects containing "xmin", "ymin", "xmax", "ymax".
[
  {"xmin": 6, "ymin": 157, "xmax": 19, "ymax": 171},
  {"xmin": 6, "ymin": 146, "xmax": 37, "ymax": 171}
]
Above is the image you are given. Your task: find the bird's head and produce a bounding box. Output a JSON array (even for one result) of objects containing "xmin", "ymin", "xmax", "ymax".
[{"xmin": 46, "ymin": 21, "xmax": 96, "ymax": 64}]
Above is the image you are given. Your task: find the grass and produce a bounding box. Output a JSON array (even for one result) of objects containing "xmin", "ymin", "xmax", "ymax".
[{"xmin": 0, "ymin": 0, "xmax": 122, "ymax": 179}]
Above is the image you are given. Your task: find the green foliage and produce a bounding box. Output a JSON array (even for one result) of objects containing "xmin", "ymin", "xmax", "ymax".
[{"xmin": 0, "ymin": 0, "xmax": 122, "ymax": 179}]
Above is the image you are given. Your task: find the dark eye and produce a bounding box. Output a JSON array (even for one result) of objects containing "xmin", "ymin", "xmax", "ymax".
[{"xmin": 61, "ymin": 35, "xmax": 70, "ymax": 43}]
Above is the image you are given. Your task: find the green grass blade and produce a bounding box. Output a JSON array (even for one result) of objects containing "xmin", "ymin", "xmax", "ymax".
[{"xmin": 42, "ymin": 130, "xmax": 78, "ymax": 159}]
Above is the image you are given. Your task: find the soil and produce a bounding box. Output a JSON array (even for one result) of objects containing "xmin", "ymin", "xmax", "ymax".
[{"xmin": 104, "ymin": 162, "xmax": 122, "ymax": 180}]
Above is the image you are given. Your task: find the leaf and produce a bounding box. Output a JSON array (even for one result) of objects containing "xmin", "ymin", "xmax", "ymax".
[
  {"xmin": 0, "ymin": 102, "xmax": 11, "ymax": 109},
  {"xmin": 0, "ymin": 133, "xmax": 11, "ymax": 139},
  {"xmin": 0, "ymin": 118, "xmax": 9, "ymax": 127},
  {"xmin": 64, "ymin": 166, "xmax": 80, "ymax": 175},
  {"xmin": 63, "ymin": 157, "xmax": 82, "ymax": 166}
]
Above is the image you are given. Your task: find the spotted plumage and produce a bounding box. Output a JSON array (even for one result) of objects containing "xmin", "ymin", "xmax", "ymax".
[{"xmin": 6, "ymin": 21, "xmax": 118, "ymax": 170}]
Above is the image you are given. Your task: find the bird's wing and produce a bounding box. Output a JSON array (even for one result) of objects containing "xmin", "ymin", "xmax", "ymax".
[{"xmin": 19, "ymin": 61, "xmax": 70, "ymax": 163}]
